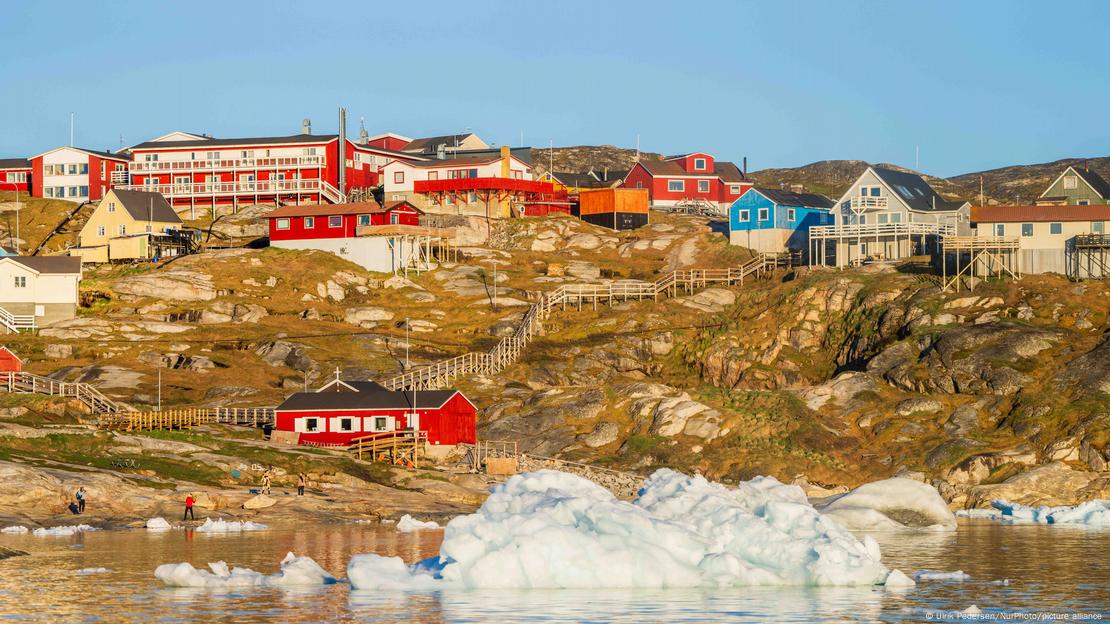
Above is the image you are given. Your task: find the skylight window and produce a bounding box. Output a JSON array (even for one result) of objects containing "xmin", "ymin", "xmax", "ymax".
[{"xmin": 895, "ymin": 185, "xmax": 914, "ymax": 199}]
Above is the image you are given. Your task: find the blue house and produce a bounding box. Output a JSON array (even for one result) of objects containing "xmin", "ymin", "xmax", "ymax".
[{"xmin": 729, "ymin": 187, "xmax": 835, "ymax": 254}]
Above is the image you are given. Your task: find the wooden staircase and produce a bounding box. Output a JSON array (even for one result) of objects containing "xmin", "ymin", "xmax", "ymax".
[
  {"xmin": 384, "ymin": 252, "xmax": 790, "ymax": 391},
  {"xmin": 347, "ymin": 430, "xmax": 428, "ymax": 467},
  {"xmin": 1, "ymin": 371, "xmax": 132, "ymax": 415}
]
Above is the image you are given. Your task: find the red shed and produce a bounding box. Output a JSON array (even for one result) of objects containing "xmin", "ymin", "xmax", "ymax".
[
  {"xmin": 0, "ymin": 346, "xmax": 22, "ymax": 373},
  {"xmin": 273, "ymin": 379, "xmax": 477, "ymax": 447},
  {"xmin": 266, "ymin": 201, "xmax": 421, "ymax": 242}
]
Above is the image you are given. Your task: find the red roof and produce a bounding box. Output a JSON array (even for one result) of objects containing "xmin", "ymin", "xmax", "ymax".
[
  {"xmin": 414, "ymin": 178, "xmax": 556, "ymax": 194},
  {"xmin": 971, "ymin": 204, "xmax": 1110, "ymax": 223}
]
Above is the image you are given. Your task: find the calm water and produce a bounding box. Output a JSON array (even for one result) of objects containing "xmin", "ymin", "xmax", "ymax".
[{"xmin": 0, "ymin": 521, "xmax": 1105, "ymax": 623}]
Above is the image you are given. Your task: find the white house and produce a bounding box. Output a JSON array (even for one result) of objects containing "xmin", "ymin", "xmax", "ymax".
[{"xmin": 0, "ymin": 256, "xmax": 82, "ymax": 331}]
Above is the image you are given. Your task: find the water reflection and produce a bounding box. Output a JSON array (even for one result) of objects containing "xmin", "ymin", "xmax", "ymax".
[{"xmin": 0, "ymin": 521, "xmax": 1105, "ymax": 623}]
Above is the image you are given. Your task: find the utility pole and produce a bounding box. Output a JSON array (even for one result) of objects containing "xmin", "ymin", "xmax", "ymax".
[
  {"xmin": 157, "ymin": 367, "xmax": 162, "ymax": 412},
  {"xmin": 404, "ymin": 318, "xmax": 410, "ymax": 371}
]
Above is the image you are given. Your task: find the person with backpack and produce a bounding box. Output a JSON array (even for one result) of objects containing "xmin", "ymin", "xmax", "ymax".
[
  {"xmin": 297, "ymin": 473, "xmax": 306, "ymax": 496},
  {"xmin": 183, "ymin": 494, "xmax": 195, "ymax": 521},
  {"xmin": 75, "ymin": 487, "xmax": 87, "ymax": 514}
]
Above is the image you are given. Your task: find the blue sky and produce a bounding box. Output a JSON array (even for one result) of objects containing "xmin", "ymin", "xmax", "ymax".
[{"xmin": 1, "ymin": 0, "xmax": 1107, "ymax": 177}]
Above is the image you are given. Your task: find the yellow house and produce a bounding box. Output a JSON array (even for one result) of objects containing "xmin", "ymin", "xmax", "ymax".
[{"xmin": 73, "ymin": 189, "xmax": 185, "ymax": 262}]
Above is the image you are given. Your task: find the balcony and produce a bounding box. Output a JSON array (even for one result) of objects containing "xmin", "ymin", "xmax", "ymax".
[
  {"xmin": 116, "ymin": 178, "xmax": 327, "ymax": 198},
  {"xmin": 128, "ymin": 155, "xmax": 327, "ymax": 173},
  {"xmin": 850, "ymin": 196, "xmax": 888, "ymax": 210},
  {"xmin": 110, "ymin": 171, "xmax": 130, "ymax": 185},
  {"xmin": 808, "ymin": 222, "xmax": 955, "ymax": 239}
]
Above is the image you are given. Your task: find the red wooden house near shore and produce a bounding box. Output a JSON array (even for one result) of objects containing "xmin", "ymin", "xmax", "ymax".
[
  {"xmin": 622, "ymin": 152, "xmax": 750, "ymax": 211},
  {"xmin": 273, "ymin": 379, "xmax": 477, "ymax": 447}
]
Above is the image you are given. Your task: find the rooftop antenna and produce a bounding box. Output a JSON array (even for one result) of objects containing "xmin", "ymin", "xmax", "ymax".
[
  {"xmin": 635, "ymin": 134, "xmax": 640, "ymax": 162},
  {"xmin": 915, "ymin": 145, "xmax": 920, "ymax": 171},
  {"xmin": 549, "ymin": 139, "xmax": 553, "ymax": 175},
  {"xmin": 69, "ymin": 112, "xmax": 75, "ymax": 147}
]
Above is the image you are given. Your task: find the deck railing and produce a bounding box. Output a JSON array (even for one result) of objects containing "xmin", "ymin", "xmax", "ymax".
[
  {"xmin": 128, "ymin": 155, "xmax": 327, "ymax": 173},
  {"xmin": 809, "ymin": 222, "xmax": 955, "ymax": 238},
  {"xmin": 116, "ymin": 178, "xmax": 328, "ymax": 198}
]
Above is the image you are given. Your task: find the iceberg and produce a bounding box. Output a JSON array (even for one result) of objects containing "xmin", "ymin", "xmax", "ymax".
[
  {"xmin": 155, "ymin": 552, "xmax": 335, "ymax": 588},
  {"xmin": 146, "ymin": 517, "xmax": 172, "ymax": 530},
  {"xmin": 77, "ymin": 567, "xmax": 111, "ymax": 575},
  {"xmin": 395, "ymin": 515, "xmax": 441, "ymax": 532},
  {"xmin": 193, "ymin": 518, "xmax": 268, "ymax": 533},
  {"xmin": 31, "ymin": 524, "xmax": 97, "ymax": 537},
  {"xmin": 984, "ymin": 500, "xmax": 1110, "ymax": 526},
  {"xmin": 1, "ymin": 526, "xmax": 29, "ymax": 534},
  {"xmin": 813, "ymin": 478, "xmax": 957, "ymax": 531},
  {"xmin": 348, "ymin": 469, "xmax": 910, "ymax": 590},
  {"xmin": 914, "ymin": 570, "xmax": 970, "ymax": 581}
]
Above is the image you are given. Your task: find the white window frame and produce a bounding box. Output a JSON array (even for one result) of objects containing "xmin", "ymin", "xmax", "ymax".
[
  {"xmin": 1049, "ymin": 222, "xmax": 1062, "ymax": 235},
  {"xmin": 693, "ymin": 157, "xmax": 706, "ymax": 170},
  {"xmin": 1092, "ymin": 221, "xmax": 1105, "ymax": 234},
  {"xmin": 994, "ymin": 224, "xmax": 1005, "ymax": 236},
  {"xmin": 303, "ymin": 216, "xmax": 314, "ymax": 228},
  {"xmin": 358, "ymin": 214, "xmax": 370, "ymax": 226},
  {"xmin": 328, "ymin": 215, "xmax": 343, "ymax": 228},
  {"xmin": 367, "ymin": 415, "xmax": 395, "ymax": 432},
  {"xmin": 697, "ymin": 179, "xmax": 710, "ymax": 193},
  {"xmin": 276, "ymin": 218, "xmax": 290, "ymax": 230},
  {"xmin": 1063, "ymin": 176, "xmax": 1077, "ymax": 189},
  {"xmin": 738, "ymin": 209, "xmax": 750, "ymax": 222},
  {"xmin": 118, "ymin": 224, "xmax": 126, "ymax": 236},
  {"xmin": 667, "ymin": 180, "xmax": 684, "ymax": 192},
  {"xmin": 1077, "ymin": 199, "xmax": 1090, "ymax": 206},
  {"xmin": 730, "ymin": 184, "xmax": 740, "ymax": 194},
  {"xmin": 96, "ymin": 225, "xmax": 105, "ymax": 236},
  {"xmin": 107, "ymin": 202, "xmax": 116, "ymax": 213},
  {"xmin": 758, "ymin": 208, "xmax": 769, "ymax": 221},
  {"xmin": 787, "ymin": 208, "xmax": 796, "ymax": 222},
  {"xmin": 1021, "ymin": 223, "xmax": 1033, "ymax": 237},
  {"xmin": 13, "ymin": 276, "xmax": 26, "ymax": 288}
]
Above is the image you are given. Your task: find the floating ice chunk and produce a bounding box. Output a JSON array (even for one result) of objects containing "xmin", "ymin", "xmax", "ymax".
[
  {"xmin": 914, "ymin": 570, "xmax": 971, "ymax": 581},
  {"xmin": 991, "ymin": 579, "xmax": 1010, "ymax": 586},
  {"xmin": 814, "ymin": 478, "xmax": 956, "ymax": 531},
  {"xmin": 193, "ymin": 518, "xmax": 268, "ymax": 533},
  {"xmin": 155, "ymin": 552, "xmax": 335, "ymax": 588},
  {"xmin": 146, "ymin": 517, "xmax": 172, "ymax": 530},
  {"xmin": 883, "ymin": 569, "xmax": 916, "ymax": 587},
  {"xmin": 990, "ymin": 500, "xmax": 1110, "ymax": 526},
  {"xmin": 77, "ymin": 567, "xmax": 111, "ymax": 575},
  {"xmin": 1, "ymin": 526, "xmax": 29, "ymax": 534},
  {"xmin": 963, "ymin": 605, "xmax": 983, "ymax": 615},
  {"xmin": 955, "ymin": 508, "xmax": 1001, "ymax": 519},
  {"xmin": 32, "ymin": 524, "xmax": 97, "ymax": 537},
  {"xmin": 347, "ymin": 554, "xmax": 440, "ymax": 590},
  {"xmin": 395, "ymin": 515, "xmax": 440, "ymax": 532}
]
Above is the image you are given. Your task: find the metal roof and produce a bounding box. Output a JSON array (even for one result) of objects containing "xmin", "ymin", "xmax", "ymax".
[
  {"xmin": 0, "ymin": 158, "xmax": 30, "ymax": 169},
  {"xmin": 109, "ymin": 189, "xmax": 182, "ymax": 223},
  {"xmin": 871, "ymin": 166, "xmax": 965, "ymax": 212},
  {"xmin": 130, "ymin": 134, "xmax": 338, "ymax": 150},
  {"xmin": 4, "ymin": 256, "xmax": 82, "ymax": 274},
  {"xmin": 275, "ymin": 387, "xmax": 461, "ymax": 411},
  {"xmin": 751, "ymin": 187, "xmax": 835, "ymax": 209},
  {"xmin": 971, "ymin": 204, "xmax": 1110, "ymax": 223}
]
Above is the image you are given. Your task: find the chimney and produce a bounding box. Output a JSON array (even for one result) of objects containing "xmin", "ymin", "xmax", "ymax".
[
  {"xmin": 436, "ymin": 144, "xmax": 446, "ymax": 160},
  {"xmin": 302, "ymin": 118, "xmax": 312, "ymax": 135},
  {"xmin": 603, "ymin": 166, "xmax": 608, "ymax": 181},
  {"xmin": 743, "ymin": 157, "xmax": 748, "ymax": 176}
]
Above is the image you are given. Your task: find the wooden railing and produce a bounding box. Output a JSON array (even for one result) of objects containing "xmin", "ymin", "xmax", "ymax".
[
  {"xmin": 97, "ymin": 406, "xmax": 275, "ymax": 431},
  {"xmin": 116, "ymin": 178, "xmax": 330, "ymax": 199},
  {"xmin": 348, "ymin": 430, "xmax": 427, "ymax": 467},
  {"xmin": 129, "ymin": 155, "xmax": 327, "ymax": 173},
  {"xmin": 0, "ymin": 306, "xmax": 35, "ymax": 333},
  {"xmin": 808, "ymin": 222, "xmax": 955, "ymax": 238},
  {"xmin": 384, "ymin": 253, "xmax": 789, "ymax": 391},
  {"xmin": 1, "ymin": 371, "xmax": 131, "ymax": 415}
]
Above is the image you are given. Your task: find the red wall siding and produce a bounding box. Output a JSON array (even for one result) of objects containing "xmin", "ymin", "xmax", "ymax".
[
  {"xmin": 30, "ymin": 157, "xmax": 44, "ymax": 198},
  {"xmin": 269, "ymin": 212, "xmax": 359, "ymax": 241},
  {"xmin": 274, "ymin": 392, "xmax": 477, "ymax": 446},
  {"xmin": 367, "ymin": 137, "xmax": 409, "ymax": 151},
  {"xmin": 0, "ymin": 350, "xmax": 22, "ymax": 372},
  {"xmin": 0, "ymin": 169, "xmax": 31, "ymax": 193},
  {"xmin": 680, "ymin": 153, "xmax": 714, "ymax": 174}
]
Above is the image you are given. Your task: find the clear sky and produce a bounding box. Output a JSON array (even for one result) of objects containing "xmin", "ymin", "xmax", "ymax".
[{"xmin": 1, "ymin": 0, "xmax": 1107, "ymax": 177}]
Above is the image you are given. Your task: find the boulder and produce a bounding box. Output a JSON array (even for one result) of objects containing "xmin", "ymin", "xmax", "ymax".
[
  {"xmin": 45, "ymin": 344, "xmax": 75, "ymax": 359},
  {"xmin": 345, "ymin": 307, "xmax": 394, "ymax": 327},
  {"xmin": 967, "ymin": 462, "xmax": 1104, "ymax": 508},
  {"xmin": 114, "ymin": 270, "xmax": 217, "ymax": 302},
  {"xmin": 242, "ymin": 493, "xmax": 277, "ymax": 510},
  {"xmin": 255, "ymin": 341, "xmax": 313, "ymax": 371},
  {"xmin": 678, "ymin": 288, "xmax": 735, "ymax": 312},
  {"xmin": 894, "ymin": 398, "xmax": 943, "ymax": 416},
  {"xmin": 565, "ymin": 261, "xmax": 601, "ymax": 280},
  {"xmin": 579, "ymin": 422, "xmax": 619, "ymax": 448}
]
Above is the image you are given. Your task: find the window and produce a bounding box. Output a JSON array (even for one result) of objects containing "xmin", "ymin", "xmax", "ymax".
[
  {"xmin": 394, "ymin": 171, "xmax": 404, "ymax": 184},
  {"xmin": 667, "ymin": 180, "xmax": 684, "ymax": 192},
  {"xmin": 1077, "ymin": 200, "xmax": 1090, "ymax": 206},
  {"xmin": 329, "ymin": 215, "xmax": 343, "ymax": 228},
  {"xmin": 206, "ymin": 151, "xmax": 220, "ymax": 160},
  {"xmin": 372, "ymin": 416, "xmax": 389, "ymax": 432},
  {"xmin": 1021, "ymin": 223, "xmax": 1033, "ymax": 237},
  {"xmin": 44, "ymin": 165, "xmax": 53, "ymax": 175},
  {"xmin": 144, "ymin": 154, "xmax": 159, "ymax": 162},
  {"xmin": 145, "ymin": 224, "xmax": 152, "ymax": 233},
  {"xmin": 79, "ymin": 186, "xmax": 88, "ymax": 197},
  {"xmin": 1063, "ymin": 175, "xmax": 1077, "ymax": 189},
  {"xmin": 68, "ymin": 186, "xmax": 79, "ymax": 197},
  {"xmin": 305, "ymin": 418, "xmax": 319, "ymax": 432},
  {"xmin": 276, "ymin": 218, "xmax": 290, "ymax": 230},
  {"xmin": 1050, "ymin": 222, "xmax": 1062, "ymax": 235},
  {"xmin": 730, "ymin": 185, "xmax": 740, "ymax": 194},
  {"xmin": 67, "ymin": 164, "xmax": 78, "ymax": 175},
  {"xmin": 694, "ymin": 158, "xmax": 706, "ymax": 170},
  {"xmin": 13, "ymin": 276, "xmax": 26, "ymax": 288},
  {"xmin": 697, "ymin": 180, "xmax": 710, "ymax": 193},
  {"xmin": 636, "ymin": 181, "xmax": 643, "ymax": 189},
  {"xmin": 7, "ymin": 172, "xmax": 26, "ymax": 183},
  {"xmin": 890, "ymin": 213, "xmax": 902, "ymax": 223},
  {"xmin": 758, "ymin": 208, "xmax": 769, "ymax": 221},
  {"xmin": 787, "ymin": 208, "xmax": 796, "ymax": 222},
  {"xmin": 358, "ymin": 215, "xmax": 370, "ymax": 226},
  {"xmin": 339, "ymin": 418, "xmax": 354, "ymax": 432},
  {"xmin": 107, "ymin": 202, "xmax": 116, "ymax": 213},
  {"xmin": 428, "ymin": 171, "xmax": 438, "ymax": 181},
  {"xmin": 241, "ymin": 150, "xmax": 254, "ymax": 158},
  {"xmin": 994, "ymin": 224, "xmax": 1005, "ymax": 236},
  {"xmin": 118, "ymin": 224, "xmax": 126, "ymax": 235},
  {"xmin": 44, "ymin": 187, "xmax": 53, "ymax": 198},
  {"xmin": 96, "ymin": 225, "xmax": 105, "ymax": 236},
  {"xmin": 468, "ymin": 192, "xmax": 477, "ymax": 204},
  {"xmin": 303, "ymin": 216, "xmax": 314, "ymax": 228},
  {"xmin": 468, "ymin": 168, "xmax": 478, "ymax": 178},
  {"xmin": 79, "ymin": 164, "xmax": 88, "ymax": 174},
  {"xmin": 1093, "ymin": 221, "xmax": 1105, "ymax": 234},
  {"xmin": 738, "ymin": 209, "xmax": 750, "ymax": 222},
  {"xmin": 303, "ymin": 147, "xmax": 317, "ymax": 156},
  {"xmin": 878, "ymin": 214, "xmax": 889, "ymax": 224}
]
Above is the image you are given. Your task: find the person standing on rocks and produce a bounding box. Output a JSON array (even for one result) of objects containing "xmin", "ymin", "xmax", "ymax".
[
  {"xmin": 297, "ymin": 473, "xmax": 306, "ymax": 496},
  {"xmin": 261, "ymin": 471, "xmax": 271, "ymax": 496},
  {"xmin": 183, "ymin": 493, "xmax": 195, "ymax": 521},
  {"xmin": 75, "ymin": 487, "xmax": 87, "ymax": 514}
]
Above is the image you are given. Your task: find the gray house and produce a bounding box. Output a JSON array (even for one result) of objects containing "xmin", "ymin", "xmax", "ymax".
[{"xmin": 810, "ymin": 166, "xmax": 970, "ymax": 267}]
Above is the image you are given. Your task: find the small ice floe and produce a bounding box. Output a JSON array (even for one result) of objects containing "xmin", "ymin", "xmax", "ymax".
[
  {"xmin": 193, "ymin": 518, "xmax": 268, "ymax": 533},
  {"xmin": 882, "ymin": 569, "xmax": 916, "ymax": 588},
  {"xmin": 395, "ymin": 515, "xmax": 440, "ymax": 532},
  {"xmin": 146, "ymin": 517, "xmax": 173, "ymax": 530},
  {"xmin": 77, "ymin": 567, "xmax": 111, "ymax": 575},
  {"xmin": 155, "ymin": 552, "xmax": 335, "ymax": 588},
  {"xmin": 913, "ymin": 570, "xmax": 971, "ymax": 581},
  {"xmin": 955, "ymin": 508, "xmax": 1002, "ymax": 520},
  {"xmin": 32, "ymin": 525, "xmax": 97, "ymax": 537},
  {"xmin": 991, "ymin": 579, "xmax": 1010, "ymax": 585},
  {"xmin": 988, "ymin": 500, "xmax": 1110, "ymax": 526},
  {"xmin": 813, "ymin": 478, "xmax": 957, "ymax": 531},
  {"xmin": 1, "ymin": 526, "xmax": 29, "ymax": 534},
  {"xmin": 348, "ymin": 469, "xmax": 910, "ymax": 590},
  {"xmin": 963, "ymin": 605, "xmax": 983, "ymax": 615}
]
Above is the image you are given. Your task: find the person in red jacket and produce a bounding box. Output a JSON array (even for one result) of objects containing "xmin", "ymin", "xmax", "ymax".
[{"xmin": 183, "ymin": 494, "xmax": 195, "ymax": 521}]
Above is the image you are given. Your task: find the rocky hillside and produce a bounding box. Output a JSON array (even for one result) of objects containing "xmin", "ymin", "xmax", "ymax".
[
  {"xmin": 532, "ymin": 146, "xmax": 661, "ymax": 177},
  {"xmin": 947, "ymin": 157, "xmax": 1110, "ymax": 205}
]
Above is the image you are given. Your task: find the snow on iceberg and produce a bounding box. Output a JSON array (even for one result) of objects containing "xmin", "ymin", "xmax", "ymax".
[
  {"xmin": 395, "ymin": 515, "xmax": 441, "ymax": 532},
  {"xmin": 193, "ymin": 518, "xmax": 268, "ymax": 533},
  {"xmin": 955, "ymin": 508, "xmax": 1002, "ymax": 520},
  {"xmin": 914, "ymin": 570, "xmax": 971, "ymax": 581},
  {"xmin": 349, "ymin": 469, "xmax": 910, "ymax": 590},
  {"xmin": 146, "ymin": 517, "xmax": 172, "ymax": 530},
  {"xmin": 155, "ymin": 552, "xmax": 335, "ymax": 588},
  {"xmin": 32, "ymin": 524, "xmax": 97, "ymax": 537},
  {"xmin": 1, "ymin": 526, "xmax": 29, "ymax": 534},
  {"xmin": 813, "ymin": 478, "xmax": 956, "ymax": 531},
  {"xmin": 989, "ymin": 500, "xmax": 1110, "ymax": 526}
]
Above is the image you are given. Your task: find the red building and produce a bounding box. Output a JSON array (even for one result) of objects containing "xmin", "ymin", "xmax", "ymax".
[
  {"xmin": 0, "ymin": 347, "xmax": 22, "ymax": 373},
  {"xmin": 266, "ymin": 200, "xmax": 422, "ymax": 242},
  {"xmin": 28, "ymin": 147, "xmax": 130, "ymax": 203},
  {"xmin": 622, "ymin": 152, "xmax": 750, "ymax": 210},
  {"xmin": 274, "ymin": 379, "xmax": 477, "ymax": 447},
  {"xmin": 0, "ymin": 159, "xmax": 31, "ymax": 194},
  {"xmin": 121, "ymin": 131, "xmax": 423, "ymax": 212}
]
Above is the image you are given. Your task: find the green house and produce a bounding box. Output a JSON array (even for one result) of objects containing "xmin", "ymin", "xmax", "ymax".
[{"xmin": 1037, "ymin": 165, "xmax": 1110, "ymax": 205}]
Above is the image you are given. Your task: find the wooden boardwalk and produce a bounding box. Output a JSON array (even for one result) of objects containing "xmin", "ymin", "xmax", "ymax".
[
  {"xmin": 384, "ymin": 252, "xmax": 790, "ymax": 391},
  {"xmin": 1, "ymin": 371, "xmax": 132, "ymax": 415},
  {"xmin": 97, "ymin": 407, "xmax": 275, "ymax": 431},
  {"xmin": 347, "ymin": 430, "xmax": 427, "ymax": 467}
]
